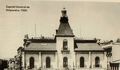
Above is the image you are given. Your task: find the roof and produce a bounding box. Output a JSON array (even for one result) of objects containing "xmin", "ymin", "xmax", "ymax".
[
  {"xmin": 24, "ymin": 43, "xmax": 56, "ymax": 52},
  {"xmin": 29, "ymin": 37, "xmax": 56, "ymax": 43},
  {"xmin": 75, "ymin": 43, "xmax": 104, "ymax": 52},
  {"xmin": 75, "ymin": 39, "xmax": 97, "ymax": 43},
  {"xmin": 111, "ymin": 59, "xmax": 120, "ymax": 63},
  {"xmin": 102, "ymin": 44, "xmax": 112, "ymax": 49},
  {"xmin": 56, "ymin": 9, "xmax": 74, "ymax": 36},
  {"xmin": 23, "ymin": 37, "xmax": 104, "ymax": 52},
  {"xmin": 56, "ymin": 22, "xmax": 74, "ymax": 36}
]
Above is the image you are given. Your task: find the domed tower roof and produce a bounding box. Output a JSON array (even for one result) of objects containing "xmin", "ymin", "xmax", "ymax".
[{"xmin": 56, "ymin": 8, "xmax": 74, "ymax": 37}]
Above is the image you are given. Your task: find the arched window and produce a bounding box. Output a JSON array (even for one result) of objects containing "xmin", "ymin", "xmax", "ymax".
[
  {"xmin": 29, "ymin": 57, "xmax": 34, "ymax": 69},
  {"xmin": 46, "ymin": 57, "xmax": 51, "ymax": 68},
  {"xmin": 95, "ymin": 57, "xmax": 100, "ymax": 67},
  {"xmin": 80, "ymin": 57, "xmax": 84, "ymax": 67},
  {"xmin": 63, "ymin": 39, "xmax": 68, "ymax": 50},
  {"xmin": 63, "ymin": 57, "xmax": 68, "ymax": 67}
]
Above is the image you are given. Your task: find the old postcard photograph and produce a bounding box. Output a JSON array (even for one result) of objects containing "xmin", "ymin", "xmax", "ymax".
[{"xmin": 0, "ymin": 0, "xmax": 120, "ymax": 70}]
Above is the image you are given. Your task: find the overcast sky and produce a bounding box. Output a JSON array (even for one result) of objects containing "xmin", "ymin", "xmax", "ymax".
[{"xmin": 0, "ymin": 0, "xmax": 120, "ymax": 59}]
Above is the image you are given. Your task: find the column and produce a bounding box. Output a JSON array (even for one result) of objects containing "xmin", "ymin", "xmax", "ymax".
[
  {"xmin": 111, "ymin": 66, "xmax": 113, "ymax": 70},
  {"xmin": 115, "ymin": 65, "xmax": 117, "ymax": 70},
  {"xmin": 59, "ymin": 52, "xmax": 62, "ymax": 70},
  {"xmin": 38, "ymin": 52, "xmax": 41, "ymax": 68},
  {"xmin": 55, "ymin": 52, "xmax": 58, "ymax": 69},
  {"xmin": 22, "ymin": 52, "xmax": 24, "ymax": 68},
  {"xmin": 73, "ymin": 52, "xmax": 76, "ymax": 69},
  {"xmin": 114, "ymin": 65, "xmax": 115, "ymax": 70},
  {"xmin": 89, "ymin": 52, "xmax": 91, "ymax": 68},
  {"xmin": 104, "ymin": 52, "xmax": 107, "ymax": 68},
  {"xmin": 118, "ymin": 63, "xmax": 120, "ymax": 70},
  {"xmin": 57, "ymin": 51, "xmax": 60, "ymax": 70}
]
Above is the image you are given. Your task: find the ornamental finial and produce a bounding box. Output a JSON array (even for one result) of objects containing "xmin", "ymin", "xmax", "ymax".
[
  {"xmin": 61, "ymin": 8, "xmax": 67, "ymax": 17},
  {"xmin": 60, "ymin": 8, "xmax": 68, "ymax": 23}
]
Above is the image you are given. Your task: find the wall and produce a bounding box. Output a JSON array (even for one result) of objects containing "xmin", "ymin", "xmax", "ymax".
[
  {"xmin": 91, "ymin": 52, "xmax": 107, "ymax": 68},
  {"xmin": 41, "ymin": 52, "xmax": 56, "ymax": 69},
  {"xmin": 76, "ymin": 51, "xmax": 107, "ymax": 69},
  {"xmin": 25, "ymin": 52, "xmax": 39, "ymax": 69},
  {"xmin": 76, "ymin": 52, "xmax": 89, "ymax": 68},
  {"xmin": 25, "ymin": 52, "xmax": 56, "ymax": 69},
  {"xmin": 112, "ymin": 43, "xmax": 120, "ymax": 61},
  {"xmin": 56, "ymin": 37, "xmax": 75, "ymax": 69}
]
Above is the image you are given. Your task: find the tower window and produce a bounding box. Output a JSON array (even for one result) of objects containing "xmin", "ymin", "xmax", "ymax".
[{"xmin": 63, "ymin": 39, "xmax": 68, "ymax": 50}]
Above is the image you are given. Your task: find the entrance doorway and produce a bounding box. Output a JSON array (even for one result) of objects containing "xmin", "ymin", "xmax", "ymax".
[{"xmin": 29, "ymin": 57, "xmax": 34, "ymax": 69}]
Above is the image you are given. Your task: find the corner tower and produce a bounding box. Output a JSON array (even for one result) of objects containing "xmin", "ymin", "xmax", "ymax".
[{"xmin": 56, "ymin": 8, "xmax": 75, "ymax": 69}]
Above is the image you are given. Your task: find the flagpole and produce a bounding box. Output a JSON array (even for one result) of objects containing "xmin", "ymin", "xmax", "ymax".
[{"xmin": 35, "ymin": 24, "xmax": 36, "ymax": 37}]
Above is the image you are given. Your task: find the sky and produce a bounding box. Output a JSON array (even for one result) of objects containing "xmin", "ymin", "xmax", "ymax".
[{"xmin": 0, "ymin": 0, "xmax": 120, "ymax": 59}]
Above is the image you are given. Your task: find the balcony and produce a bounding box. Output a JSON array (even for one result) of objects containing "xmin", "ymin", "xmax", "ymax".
[{"xmin": 61, "ymin": 49, "xmax": 70, "ymax": 54}]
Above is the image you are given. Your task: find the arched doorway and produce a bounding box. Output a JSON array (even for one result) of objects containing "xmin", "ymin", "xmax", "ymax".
[
  {"xmin": 29, "ymin": 57, "xmax": 34, "ymax": 69},
  {"xmin": 46, "ymin": 57, "xmax": 51, "ymax": 68},
  {"xmin": 80, "ymin": 57, "xmax": 84, "ymax": 67},
  {"xmin": 63, "ymin": 57, "xmax": 68, "ymax": 68},
  {"xmin": 95, "ymin": 57, "xmax": 100, "ymax": 67}
]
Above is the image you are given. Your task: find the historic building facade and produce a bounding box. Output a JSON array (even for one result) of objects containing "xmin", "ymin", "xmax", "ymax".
[
  {"xmin": 103, "ymin": 40, "xmax": 120, "ymax": 70},
  {"xmin": 21, "ymin": 9, "xmax": 108, "ymax": 70}
]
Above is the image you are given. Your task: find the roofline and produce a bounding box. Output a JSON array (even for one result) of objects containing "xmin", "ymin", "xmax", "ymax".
[
  {"xmin": 74, "ymin": 50, "xmax": 105, "ymax": 52},
  {"xmin": 111, "ymin": 59, "xmax": 120, "ymax": 63},
  {"xmin": 29, "ymin": 39, "xmax": 56, "ymax": 43},
  {"xmin": 55, "ymin": 35, "xmax": 75, "ymax": 37},
  {"xmin": 23, "ymin": 50, "xmax": 57, "ymax": 52},
  {"xmin": 23, "ymin": 50, "xmax": 104, "ymax": 52},
  {"xmin": 75, "ymin": 39, "xmax": 97, "ymax": 43}
]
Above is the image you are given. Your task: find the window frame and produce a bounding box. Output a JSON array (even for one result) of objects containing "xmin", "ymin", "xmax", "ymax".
[
  {"xmin": 63, "ymin": 57, "xmax": 68, "ymax": 68},
  {"xmin": 29, "ymin": 57, "xmax": 34, "ymax": 69},
  {"xmin": 46, "ymin": 57, "xmax": 51, "ymax": 68},
  {"xmin": 95, "ymin": 56, "xmax": 100, "ymax": 67},
  {"xmin": 63, "ymin": 39, "xmax": 68, "ymax": 50},
  {"xmin": 80, "ymin": 57, "xmax": 85, "ymax": 68}
]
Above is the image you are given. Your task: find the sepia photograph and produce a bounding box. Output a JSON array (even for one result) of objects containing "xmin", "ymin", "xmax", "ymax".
[{"xmin": 0, "ymin": 0, "xmax": 120, "ymax": 70}]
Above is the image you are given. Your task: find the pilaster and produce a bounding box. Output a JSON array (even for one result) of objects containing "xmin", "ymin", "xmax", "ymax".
[
  {"xmin": 88, "ymin": 52, "xmax": 91, "ymax": 68},
  {"xmin": 118, "ymin": 63, "xmax": 120, "ymax": 70},
  {"xmin": 104, "ymin": 52, "xmax": 107, "ymax": 69},
  {"xmin": 55, "ymin": 52, "xmax": 58, "ymax": 69},
  {"xmin": 38, "ymin": 52, "xmax": 41, "ymax": 68},
  {"xmin": 22, "ymin": 52, "xmax": 25, "ymax": 68}
]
